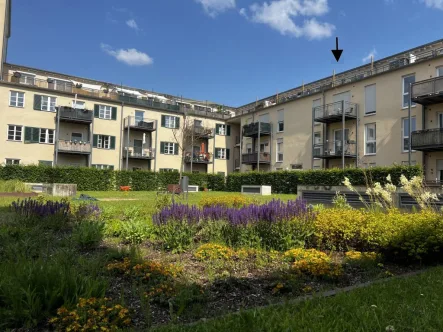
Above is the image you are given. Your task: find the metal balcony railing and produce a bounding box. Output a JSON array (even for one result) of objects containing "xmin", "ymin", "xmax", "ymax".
[
  {"xmin": 242, "ymin": 122, "xmax": 271, "ymax": 138},
  {"xmin": 313, "ymin": 101, "xmax": 358, "ymax": 123},
  {"xmin": 124, "ymin": 147, "xmax": 156, "ymax": 159},
  {"xmin": 193, "ymin": 126, "xmax": 214, "ymax": 138},
  {"xmin": 58, "ymin": 140, "xmax": 91, "ymax": 154},
  {"xmin": 125, "ymin": 116, "xmax": 156, "ymax": 131},
  {"xmin": 184, "ymin": 152, "xmax": 212, "ymax": 163},
  {"xmin": 241, "ymin": 152, "xmax": 271, "ymax": 164},
  {"xmin": 58, "ymin": 106, "xmax": 94, "ymax": 123},
  {"xmin": 411, "ymin": 77, "xmax": 443, "ymax": 105},
  {"xmin": 411, "ymin": 128, "xmax": 443, "ymax": 151},
  {"xmin": 313, "ymin": 141, "xmax": 357, "ymax": 159}
]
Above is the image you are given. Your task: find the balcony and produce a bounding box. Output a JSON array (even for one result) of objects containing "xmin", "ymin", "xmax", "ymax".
[
  {"xmin": 411, "ymin": 128, "xmax": 443, "ymax": 151},
  {"xmin": 242, "ymin": 122, "xmax": 271, "ymax": 138},
  {"xmin": 313, "ymin": 141, "xmax": 357, "ymax": 159},
  {"xmin": 58, "ymin": 140, "xmax": 91, "ymax": 154},
  {"xmin": 118, "ymin": 95, "xmax": 180, "ymax": 112},
  {"xmin": 235, "ymin": 136, "xmax": 240, "ymax": 147},
  {"xmin": 241, "ymin": 152, "xmax": 271, "ymax": 164},
  {"xmin": 313, "ymin": 101, "xmax": 358, "ymax": 124},
  {"xmin": 411, "ymin": 77, "xmax": 443, "ymax": 106},
  {"xmin": 235, "ymin": 159, "xmax": 240, "ymax": 169},
  {"xmin": 58, "ymin": 106, "xmax": 93, "ymax": 124},
  {"xmin": 124, "ymin": 147, "xmax": 156, "ymax": 159},
  {"xmin": 125, "ymin": 116, "xmax": 156, "ymax": 132},
  {"xmin": 193, "ymin": 126, "xmax": 214, "ymax": 139},
  {"xmin": 184, "ymin": 152, "xmax": 212, "ymax": 164}
]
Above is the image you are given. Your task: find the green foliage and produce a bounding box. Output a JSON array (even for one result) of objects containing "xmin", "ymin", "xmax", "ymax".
[
  {"xmin": 0, "ymin": 179, "xmax": 27, "ymax": 193},
  {"xmin": 225, "ymin": 165, "xmax": 422, "ymax": 194},
  {"xmin": 154, "ymin": 220, "xmax": 199, "ymax": 253},
  {"xmin": 120, "ymin": 218, "xmax": 153, "ymax": 245},
  {"xmin": 72, "ymin": 220, "xmax": 105, "ymax": 250}
]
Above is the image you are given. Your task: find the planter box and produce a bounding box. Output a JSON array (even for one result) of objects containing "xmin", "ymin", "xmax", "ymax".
[
  {"xmin": 241, "ymin": 185, "xmax": 272, "ymax": 195},
  {"xmin": 25, "ymin": 183, "xmax": 77, "ymax": 197},
  {"xmin": 188, "ymin": 185, "xmax": 199, "ymax": 192}
]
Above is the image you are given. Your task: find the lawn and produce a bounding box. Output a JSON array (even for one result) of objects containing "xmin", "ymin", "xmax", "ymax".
[{"xmin": 154, "ymin": 266, "xmax": 443, "ymax": 332}]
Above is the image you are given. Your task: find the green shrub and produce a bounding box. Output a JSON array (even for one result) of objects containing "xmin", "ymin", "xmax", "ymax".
[
  {"xmin": 154, "ymin": 220, "xmax": 199, "ymax": 253},
  {"xmin": 104, "ymin": 219, "xmax": 124, "ymax": 237},
  {"xmin": 120, "ymin": 219, "xmax": 153, "ymax": 245},
  {"xmin": 72, "ymin": 220, "xmax": 105, "ymax": 250},
  {"xmin": 0, "ymin": 179, "xmax": 26, "ymax": 193}
]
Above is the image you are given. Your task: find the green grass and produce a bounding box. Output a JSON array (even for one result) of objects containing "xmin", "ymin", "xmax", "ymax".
[{"xmin": 154, "ymin": 267, "xmax": 443, "ymax": 332}]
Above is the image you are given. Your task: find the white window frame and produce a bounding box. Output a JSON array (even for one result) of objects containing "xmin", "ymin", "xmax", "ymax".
[
  {"xmin": 39, "ymin": 128, "xmax": 54, "ymax": 144},
  {"xmin": 72, "ymin": 100, "xmax": 85, "ymax": 109},
  {"xmin": 99, "ymin": 105, "xmax": 112, "ymax": 119},
  {"xmin": 41, "ymin": 95, "xmax": 57, "ymax": 112},
  {"xmin": 93, "ymin": 164, "xmax": 113, "ymax": 170},
  {"xmin": 97, "ymin": 135, "xmax": 111, "ymax": 149},
  {"xmin": 217, "ymin": 148, "xmax": 227, "ymax": 159},
  {"xmin": 218, "ymin": 124, "xmax": 226, "ymax": 135},
  {"xmin": 365, "ymin": 123, "xmax": 377, "ymax": 155},
  {"xmin": 276, "ymin": 139, "xmax": 284, "ymax": 162},
  {"xmin": 135, "ymin": 110, "xmax": 144, "ymax": 122},
  {"xmin": 18, "ymin": 72, "xmax": 35, "ymax": 85},
  {"xmin": 277, "ymin": 110, "xmax": 284, "ymax": 132},
  {"xmin": 160, "ymin": 168, "xmax": 177, "ymax": 172},
  {"xmin": 164, "ymin": 142, "xmax": 175, "ymax": 155},
  {"xmin": 402, "ymin": 117, "xmax": 416, "ymax": 153},
  {"xmin": 39, "ymin": 160, "xmax": 53, "ymax": 167},
  {"xmin": 437, "ymin": 66, "xmax": 443, "ymax": 77},
  {"xmin": 50, "ymin": 78, "xmax": 72, "ymax": 92},
  {"xmin": 165, "ymin": 116, "xmax": 176, "ymax": 129},
  {"xmin": 402, "ymin": 74, "xmax": 416, "ymax": 109},
  {"xmin": 7, "ymin": 125, "xmax": 22, "ymax": 141},
  {"xmin": 313, "ymin": 132, "xmax": 321, "ymax": 158},
  {"xmin": 364, "ymin": 84, "xmax": 376, "ymax": 115},
  {"xmin": 332, "ymin": 129, "xmax": 349, "ymax": 154},
  {"xmin": 9, "ymin": 91, "xmax": 24, "ymax": 107},
  {"xmin": 5, "ymin": 158, "xmax": 20, "ymax": 165}
]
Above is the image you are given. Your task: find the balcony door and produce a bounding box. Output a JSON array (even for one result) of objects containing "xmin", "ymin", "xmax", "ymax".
[
  {"xmin": 134, "ymin": 139, "xmax": 143, "ymax": 156},
  {"xmin": 333, "ymin": 129, "xmax": 349, "ymax": 154},
  {"xmin": 135, "ymin": 111, "xmax": 144, "ymax": 123}
]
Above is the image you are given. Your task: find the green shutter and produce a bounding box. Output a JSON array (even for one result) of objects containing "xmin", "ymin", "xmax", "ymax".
[
  {"xmin": 214, "ymin": 148, "xmax": 220, "ymax": 159},
  {"xmin": 227, "ymin": 125, "xmax": 231, "ymax": 136},
  {"xmin": 110, "ymin": 136, "xmax": 116, "ymax": 149},
  {"xmin": 33, "ymin": 95, "xmax": 42, "ymax": 110},
  {"xmin": 161, "ymin": 115, "xmax": 166, "ymax": 127},
  {"xmin": 93, "ymin": 134, "xmax": 98, "ymax": 148},
  {"xmin": 111, "ymin": 107, "xmax": 117, "ymax": 120},
  {"xmin": 175, "ymin": 117, "xmax": 180, "ymax": 129},
  {"xmin": 94, "ymin": 105, "xmax": 100, "ymax": 118},
  {"xmin": 174, "ymin": 143, "xmax": 179, "ymax": 155},
  {"xmin": 160, "ymin": 142, "xmax": 165, "ymax": 154},
  {"xmin": 226, "ymin": 148, "xmax": 230, "ymax": 160},
  {"xmin": 24, "ymin": 127, "xmax": 32, "ymax": 143},
  {"xmin": 215, "ymin": 124, "xmax": 220, "ymax": 135},
  {"xmin": 24, "ymin": 127, "xmax": 39, "ymax": 143}
]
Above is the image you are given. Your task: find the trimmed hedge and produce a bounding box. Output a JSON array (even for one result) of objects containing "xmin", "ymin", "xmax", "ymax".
[
  {"xmin": 0, "ymin": 165, "xmax": 225, "ymax": 191},
  {"xmin": 226, "ymin": 165, "xmax": 423, "ymax": 194}
]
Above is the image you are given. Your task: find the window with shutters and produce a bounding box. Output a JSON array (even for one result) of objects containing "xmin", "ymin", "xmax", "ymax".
[
  {"xmin": 164, "ymin": 116, "xmax": 177, "ymax": 129},
  {"xmin": 39, "ymin": 128, "xmax": 54, "ymax": 144},
  {"xmin": 24, "ymin": 127, "xmax": 40, "ymax": 143},
  {"xmin": 402, "ymin": 74, "xmax": 416, "ymax": 108},
  {"xmin": 277, "ymin": 138, "xmax": 284, "ymax": 162},
  {"xmin": 5, "ymin": 159, "xmax": 20, "ymax": 165},
  {"xmin": 99, "ymin": 105, "xmax": 112, "ymax": 119},
  {"xmin": 163, "ymin": 142, "xmax": 175, "ymax": 154},
  {"xmin": 41, "ymin": 95, "xmax": 57, "ymax": 112},
  {"xmin": 95, "ymin": 135, "xmax": 115, "ymax": 149},
  {"xmin": 402, "ymin": 117, "xmax": 416, "ymax": 152},
  {"xmin": 365, "ymin": 123, "xmax": 376, "ymax": 155},
  {"xmin": 7, "ymin": 125, "xmax": 22, "ymax": 141},
  {"xmin": 9, "ymin": 91, "xmax": 24, "ymax": 107},
  {"xmin": 364, "ymin": 84, "xmax": 376, "ymax": 115},
  {"xmin": 277, "ymin": 110, "xmax": 284, "ymax": 132},
  {"xmin": 216, "ymin": 148, "xmax": 229, "ymax": 159},
  {"xmin": 218, "ymin": 124, "xmax": 226, "ymax": 135}
]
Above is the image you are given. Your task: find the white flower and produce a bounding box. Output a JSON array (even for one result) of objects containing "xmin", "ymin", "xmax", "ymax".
[
  {"xmin": 385, "ymin": 326, "xmax": 395, "ymax": 332},
  {"xmin": 386, "ymin": 174, "xmax": 392, "ymax": 183},
  {"xmin": 371, "ymin": 305, "xmax": 377, "ymax": 308}
]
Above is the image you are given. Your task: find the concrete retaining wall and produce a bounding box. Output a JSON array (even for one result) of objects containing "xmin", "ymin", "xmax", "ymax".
[{"xmin": 25, "ymin": 183, "xmax": 77, "ymax": 197}]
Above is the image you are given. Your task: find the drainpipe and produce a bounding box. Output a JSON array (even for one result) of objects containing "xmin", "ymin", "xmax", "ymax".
[
  {"xmin": 118, "ymin": 104, "xmax": 124, "ymax": 170},
  {"xmin": 54, "ymin": 106, "xmax": 61, "ymax": 166},
  {"xmin": 153, "ymin": 120, "xmax": 158, "ymax": 172}
]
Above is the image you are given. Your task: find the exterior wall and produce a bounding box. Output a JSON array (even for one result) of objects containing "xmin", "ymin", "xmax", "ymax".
[{"xmin": 0, "ymin": 0, "xmax": 9, "ymax": 76}]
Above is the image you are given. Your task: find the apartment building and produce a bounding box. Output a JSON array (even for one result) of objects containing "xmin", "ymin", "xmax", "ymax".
[{"xmin": 2, "ymin": 0, "xmax": 443, "ymax": 182}]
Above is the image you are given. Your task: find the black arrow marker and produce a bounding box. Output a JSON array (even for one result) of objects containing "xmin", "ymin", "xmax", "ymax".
[{"xmin": 331, "ymin": 37, "xmax": 343, "ymax": 62}]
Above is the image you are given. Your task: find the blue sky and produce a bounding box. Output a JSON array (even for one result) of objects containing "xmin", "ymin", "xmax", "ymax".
[{"xmin": 7, "ymin": 0, "xmax": 443, "ymax": 106}]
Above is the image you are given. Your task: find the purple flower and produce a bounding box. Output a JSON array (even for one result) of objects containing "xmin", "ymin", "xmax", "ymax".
[{"xmin": 10, "ymin": 198, "xmax": 70, "ymax": 218}]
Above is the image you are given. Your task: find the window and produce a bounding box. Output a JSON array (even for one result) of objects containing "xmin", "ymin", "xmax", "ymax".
[
  {"xmin": 217, "ymin": 148, "xmax": 227, "ymax": 159},
  {"xmin": 313, "ymin": 132, "xmax": 321, "ymax": 157},
  {"xmin": 99, "ymin": 105, "xmax": 112, "ymax": 119},
  {"xmin": 216, "ymin": 124, "xmax": 230, "ymax": 136},
  {"xmin": 9, "ymin": 91, "xmax": 24, "ymax": 107},
  {"xmin": 333, "ymin": 129, "xmax": 350, "ymax": 154},
  {"xmin": 92, "ymin": 164, "xmax": 114, "ymax": 170},
  {"xmin": 313, "ymin": 99, "xmax": 321, "ymax": 125},
  {"xmin": 437, "ymin": 67, "xmax": 443, "ymax": 77},
  {"xmin": 71, "ymin": 132, "xmax": 83, "ymax": 141},
  {"xmin": 162, "ymin": 115, "xmax": 178, "ymax": 129},
  {"xmin": 159, "ymin": 168, "xmax": 178, "ymax": 172},
  {"xmin": 94, "ymin": 135, "xmax": 115, "ymax": 149},
  {"xmin": 194, "ymin": 119, "xmax": 202, "ymax": 127},
  {"xmin": 218, "ymin": 124, "xmax": 226, "ymax": 135},
  {"xmin": 18, "ymin": 73, "xmax": 35, "ymax": 85},
  {"xmin": 364, "ymin": 84, "xmax": 376, "ymax": 115},
  {"xmin": 39, "ymin": 128, "xmax": 54, "ymax": 144},
  {"xmin": 276, "ymin": 168, "xmax": 283, "ymax": 171},
  {"xmin": 246, "ymin": 143, "xmax": 252, "ymax": 154},
  {"xmin": 7, "ymin": 125, "xmax": 22, "ymax": 141},
  {"xmin": 194, "ymin": 105, "xmax": 211, "ymax": 112},
  {"xmin": 402, "ymin": 74, "xmax": 416, "ymax": 108},
  {"xmin": 41, "ymin": 95, "xmax": 57, "ymax": 112},
  {"xmin": 291, "ymin": 164, "xmax": 303, "ymax": 170},
  {"xmin": 277, "ymin": 138, "xmax": 284, "ymax": 162},
  {"xmin": 164, "ymin": 142, "xmax": 175, "ymax": 155},
  {"xmin": 72, "ymin": 100, "xmax": 85, "ymax": 109},
  {"xmin": 277, "ymin": 110, "xmax": 284, "ymax": 132},
  {"xmin": 365, "ymin": 123, "xmax": 376, "ymax": 155},
  {"xmin": 135, "ymin": 111, "xmax": 144, "ymax": 122},
  {"xmin": 49, "ymin": 78, "xmax": 72, "ymax": 92},
  {"xmin": 402, "ymin": 117, "xmax": 416, "ymax": 152},
  {"xmin": 39, "ymin": 160, "xmax": 53, "ymax": 167},
  {"xmin": 5, "ymin": 159, "xmax": 20, "ymax": 165}
]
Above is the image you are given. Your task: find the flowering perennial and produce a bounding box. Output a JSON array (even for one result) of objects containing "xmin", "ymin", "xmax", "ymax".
[
  {"xmin": 284, "ymin": 248, "xmax": 342, "ymax": 277},
  {"xmin": 153, "ymin": 198, "xmax": 315, "ymax": 226},
  {"xmin": 10, "ymin": 198, "xmax": 70, "ymax": 218}
]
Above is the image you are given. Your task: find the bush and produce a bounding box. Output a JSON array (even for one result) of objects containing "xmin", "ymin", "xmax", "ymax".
[
  {"xmin": 225, "ymin": 165, "xmax": 422, "ymax": 194},
  {"xmin": 120, "ymin": 219, "xmax": 153, "ymax": 245},
  {"xmin": 284, "ymin": 248, "xmax": 342, "ymax": 278},
  {"xmin": 194, "ymin": 243, "xmax": 235, "ymax": 261},
  {"xmin": 72, "ymin": 220, "xmax": 105, "ymax": 250},
  {"xmin": 344, "ymin": 251, "xmax": 380, "ymax": 268},
  {"xmin": 199, "ymin": 195, "xmax": 253, "ymax": 208}
]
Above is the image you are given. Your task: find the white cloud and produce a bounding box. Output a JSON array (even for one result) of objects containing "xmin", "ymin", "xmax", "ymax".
[
  {"xmin": 195, "ymin": 0, "xmax": 236, "ymax": 17},
  {"xmin": 384, "ymin": 0, "xmax": 394, "ymax": 4},
  {"xmin": 100, "ymin": 43, "xmax": 153, "ymax": 66},
  {"xmin": 420, "ymin": 0, "xmax": 443, "ymax": 9},
  {"xmin": 248, "ymin": 0, "xmax": 334, "ymax": 39},
  {"xmin": 362, "ymin": 48, "xmax": 377, "ymax": 63},
  {"xmin": 126, "ymin": 19, "xmax": 140, "ymax": 31},
  {"xmin": 239, "ymin": 7, "xmax": 248, "ymax": 18}
]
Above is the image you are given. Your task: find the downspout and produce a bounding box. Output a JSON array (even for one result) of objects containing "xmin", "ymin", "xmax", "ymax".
[{"xmin": 118, "ymin": 103, "xmax": 124, "ymax": 170}]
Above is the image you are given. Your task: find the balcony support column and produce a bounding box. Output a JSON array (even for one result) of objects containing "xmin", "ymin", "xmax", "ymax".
[
  {"xmin": 191, "ymin": 123, "xmax": 194, "ymax": 173},
  {"xmin": 408, "ymin": 83, "xmax": 412, "ymax": 166},
  {"xmin": 54, "ymin": 107, "xmax": 60, "ymax": 166},
  {"xmin": 342, "ymin": 100, "xmax": 345, "ymax": 169},
  {"xmin": 126, "ymin": 118, "xmax": 130, "ymax": 171},
  {"xmin": 239, "ymin": 126, "xmax": 243, "ymax": 172},
  {"xmin": 355, "ymin": 105, "xmax": 359, "ymax": 168},
  {"xmin": 311, "ymin": 105, "xmax": 315, "ymax": 169},
  {"xmin": 257, "ymin": 121, "xmax": 261, "ymax": 172},
  {"xmin": 212, "ymin": 125, "xmax": 216, "ymax": 174},
  {"xmin": 153, "ymin": 120, "xmax": 158, "ymax": 172}
]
